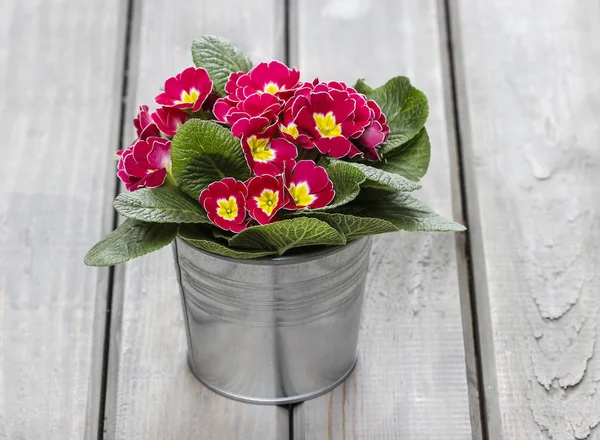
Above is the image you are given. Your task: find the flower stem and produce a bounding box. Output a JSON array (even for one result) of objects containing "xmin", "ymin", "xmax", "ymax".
[{"xmin": 165, "ymin": 162, "xmax": 178, "ymax": 187}]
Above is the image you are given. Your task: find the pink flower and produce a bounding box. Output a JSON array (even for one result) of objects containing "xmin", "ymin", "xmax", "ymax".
[
  {"xmin": 151, "ymin": 107, "xmax": 190, "ymax": 137},
  {"xmin": 242, "ymin": 137, "xmax": 298, "ymax": 176},
  {"xmin": 284, "ymin": 160, "xmax": 335, "ymax": 210},
  {"xmin": 246, "ymin": 175, "xmax": 288, "ymax": 225},
  {"xmin": 117, "ymin": 137, "xmax": 171, "ymax": 192},
  {"xmin": 224, "ymin": 61, "xmax": 301, "ymax": 101},
  {"xmin": 278, "ymin": 102, "xmax": 312, "ymax": 148},
  {"xmin": 281, "ymin": 81, "xmax": 372, "ymax": 158},
  {"xmin": 214, "ymin": 92, "xmax": 282, "ymax": 138},
  {"xmin": 155, "ymin": 67, "xmax": 213, "ymax": 112},
  {"xmin": 133, "ymin": 105, "xmax": 160, "ymax": 140},
  {"xmin": 223, "ymin": 71, "xmax": 244, "ymax": 96},
  {"xmin": 199, "ymin": 178, "xmax": 249, "ymax": 233},
  {"xmin": 356, "ymin": 100, "xmax": 390, "ymax": 160}
]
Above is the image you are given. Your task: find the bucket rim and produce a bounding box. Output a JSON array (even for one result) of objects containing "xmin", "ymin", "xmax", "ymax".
[{"xmin": 175, "ymin": 235, "xmax": 370, "ymax": 266}]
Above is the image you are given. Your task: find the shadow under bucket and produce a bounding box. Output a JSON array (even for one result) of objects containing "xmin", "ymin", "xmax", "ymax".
[{"xmin": 172, "ymin": 237, "xmax": 372, "ymax": 405}]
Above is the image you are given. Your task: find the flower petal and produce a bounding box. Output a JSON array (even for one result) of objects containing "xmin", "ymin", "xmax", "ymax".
[
  {"xmin": 146, "ymin": 137, "xmax": 171, "ymax": 169},
  {"xmin": 292, "ymin": 160, "xmax": 329, "ymax": 193},
  {"xmin": 314, "ymin": 137, "xmax": 352, "ymax": 158},
  {"xmin": 309, "ymin": 181, "xmax": 335, "ymax": 209}
]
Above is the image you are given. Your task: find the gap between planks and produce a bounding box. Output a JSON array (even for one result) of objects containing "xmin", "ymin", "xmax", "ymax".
[
  {"xmin": 97, "ymin": 0, "xmax": 141, "ymax": 438},
  {"xmin": 440, "ymin": 0, "xmax": 487, "ymax": 438}
]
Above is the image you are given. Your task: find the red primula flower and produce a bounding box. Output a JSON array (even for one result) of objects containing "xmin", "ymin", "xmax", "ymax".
[
  {"xmin": 278, "ymin": 105, "xmax": 311, "ymax": 148},
  {"xmin": 280, "ymin": 81, "xmax": 373, "ymax": 159},
  {"xmin": 242, "ymin": 137, "xmax": 298, "ymax": 176},
  {"xmin": 284, "ymin": 160, "xmax": 335, "ymax": 210},
  {"xmin": 199, "ymin": 178, "xmax": 249, "ymax": 233},
  {"xmin": 133, "ymin": 105, "xmax": 160, "ymax": 140},
  {"xmin": 327, "ymin": 81, "xmax": 373, "ymax": 135},
  {"xmin": 356, "ymin": 100, "xmax": 390, "ymax": 160},
  {"xmin": 117, "ymin": 137, "xmax": 171, "ymax": 192},
  {"xmin": 246, "ymin": 175, "xmax": 288, "ymax": 225},
  {"xmin": 212, "ymin": 98, "xmax": 235, "ymax": 123},
  {"xmin": 151, "ymin": 107, "xmax": 190, "ymax": 137},
  {"xmin": 224, "ymin": 61, "xmax": 301, "ymax": 101},
  {"xmin": 214, "ymin": 92, "xmax": 282, "ymax": 139},
  {"xmin": 155, "ymin": 67, "xmax": 213, "ymax": 112}
]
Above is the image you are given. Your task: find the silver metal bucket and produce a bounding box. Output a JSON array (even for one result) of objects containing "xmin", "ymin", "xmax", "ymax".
[{"xmin": 172, "ymin": 236, "xmax": 372, "ymax": 404}]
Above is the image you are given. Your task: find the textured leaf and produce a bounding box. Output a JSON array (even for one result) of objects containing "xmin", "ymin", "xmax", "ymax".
[
  {"xmin": 370, "ymin": 76, "xmax": 429, "ymax": 154},
  {"xmin": 84, "ymin": 219, "xmax": 178, "ymax": 267},
  {"xmin": 171, "ymin": 119, "xmax": 250, "ymax": 199},
  {"xmin": 211, "ymin": 228, "xmax": 234, "ymax": 241},
  {"xmin": 335, "ymin": 193, "xmax": 466, "ymax": 232},
  {"xmin": 320, "ymin": 161, "xmax": 366, "ymax": 209},
  {"xmin": 354, "ymin": 184, "xmax": 399, "ymax": 201},
  {"xmin": 305, "ymin": 212, "xmax": 397, "ymax": 240},
  {"xmin": 376, "ymin": 128, "xmax": 430, "ymax": 181},
  {"xmin": 229, "ymin": 217, "xmax": 346, "ymax": 255},
  {"xmin": 353, "ymin": 78, "xmax": 373, "ymax": 96},
  {"xmin": 114, "ymin": 185, "xmax": 209, "ymax": 223},
  {"xmin": 337, "ymin": 161, "xmax": 421, "ymax": 192},
  {"xmin": 191, "ymin": 35, "xmax": 252, "ymax": 96},
  {"xmin": 178, "ymin": 225, "xmax": 275, "ymax": 259}
]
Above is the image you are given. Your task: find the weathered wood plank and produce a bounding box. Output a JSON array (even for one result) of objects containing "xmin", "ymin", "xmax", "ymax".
[
  {"xmin": 291, "ymin": 0, "xmax": 477, "ymax": 438},
  {"xmin": 103, "ymin": 1, "xmax": 289, "ymax": 439},
  {"xmin": 450, "ymin": 0, "xmax": 600, "ymax": 438},
  {"xmin": 0, "ymin": 0, "xmax": 127, "ymax": 438}
]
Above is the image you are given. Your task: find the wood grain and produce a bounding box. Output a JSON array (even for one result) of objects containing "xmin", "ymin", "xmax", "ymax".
[
  {"xmin": 103, "ymin": 1, "xmax": 289, "ymax": 439},
  {"xmin": 450, "ymin": 0, "xmax": 600, "ymax": 438},
  {"xmin": 0, "ymin": 0, "xmax": 126, "ymax": 438},
  {"xmin": 291, "ymin": 0, "xmax": 476, "ymax": 438}
]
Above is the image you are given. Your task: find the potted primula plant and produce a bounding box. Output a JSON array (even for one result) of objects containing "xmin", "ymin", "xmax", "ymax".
[{"xmin": 85, "ymin": 36, "xmax": 464, "ymax": 404}]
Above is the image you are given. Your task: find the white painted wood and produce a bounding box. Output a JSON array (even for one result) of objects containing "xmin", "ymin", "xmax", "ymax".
[
  {"xmin": 0, "ymin": 0, "xmax": 126, "ymax": 438},
  {"xmin": 103, "ymin": 1, "xmax": 289, "ymax": 439},
  {"xmin": 291, "ymin": 0, "xmax": 476, "ymax": 438},
  {"xmin": 451, "ymin": 0, "xmax": 600, "ymax": 438}
]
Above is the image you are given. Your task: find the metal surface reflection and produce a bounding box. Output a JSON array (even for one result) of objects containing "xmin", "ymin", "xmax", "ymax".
[{"xmin": 172, "ymin": 237, "xmax": 371, "ymax": 404}]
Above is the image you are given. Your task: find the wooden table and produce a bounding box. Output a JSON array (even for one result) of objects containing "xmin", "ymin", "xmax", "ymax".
[{"xmin": 2, "ymin": 0, "xmax": 598, "ymax": 438}]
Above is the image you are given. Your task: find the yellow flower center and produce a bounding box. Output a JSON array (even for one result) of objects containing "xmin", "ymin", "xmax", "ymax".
[
  {"xmin": 288, "ymin": 183, "xmax": 315, "ymax": 207},
  {"xmin": 263, "ymin": 82, "xmax": 281, "ymax": 94},
  {"xmin": 216, "ymin": 197, "xmax": 238, "ymax": 220},
  {"xmin": 255, "ymin": 189, "xmax": 279, "ymax": 215},
  {"xmin": 314, "ymin": 112, "xmax": 342, "ymax": 138},
  {"xmin": 177, "ymin": 89, "xmax": 200, "ymax": 105},
  {"xmin": 247, "ymin": 136, "xmax": 275, "ymax": 162},
  {"xmin": 280, "ymin": 123, "xmax": 299, "ymax": 139}
]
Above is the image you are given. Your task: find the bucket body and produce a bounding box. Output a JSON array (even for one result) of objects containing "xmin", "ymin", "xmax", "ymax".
[{"xmin": 172, "ymin": 237, "xmax": 372, "ymax": 404}]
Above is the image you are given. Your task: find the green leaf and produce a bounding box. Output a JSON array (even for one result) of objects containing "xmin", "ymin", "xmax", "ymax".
[
  {"xmin": 171, "ymin": 119, "xmax": 250, "ymax": 199},
  {"xmin": 376, "ymin": 128, "xmax": 430, "ymax": 182},
  {"xmin": 335, "ymin": 161, "xmax": 421, "ymax": 192},
  {"xmin": 353, "ymin": 78, "xmax": 373, "ymax": 96},
  {"xmin": 354, "ymin": 184, "xmax": 399, "ymax": 201},
  {"xmin": 370, "ymin": 76, "xmax": 429, "ymax": 154},
  {"xmin": 335, "ymin": 193, "xmax": 466, "ymax": 232},
  {"xmin": 229, "ymin": 217, "xmax": 346, "ymax": 255},
  {"xmin": 211, "ymin": 228, "xmax": 234, "ymax": 241},
  {"xmin": 178, "ymin": 225, "xmax": 276, "ymax": 259},
  {"xmin": 114, "ymin": 185, "xmax": 209, "ymax": 224},
  {"xmin": 320, "ymin": 161, "xmax": 366, "ymax": 209},
  {"xmin": 191, "ymin": 35, "xmax": 252, "ymax": 96},
  {"xmin": 84, "ymin": 219, "xmax": 178, "ymax": 267},
  {"xmin": 304, "ymin": 212, "xmax": 397, "ymax": 240}
]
